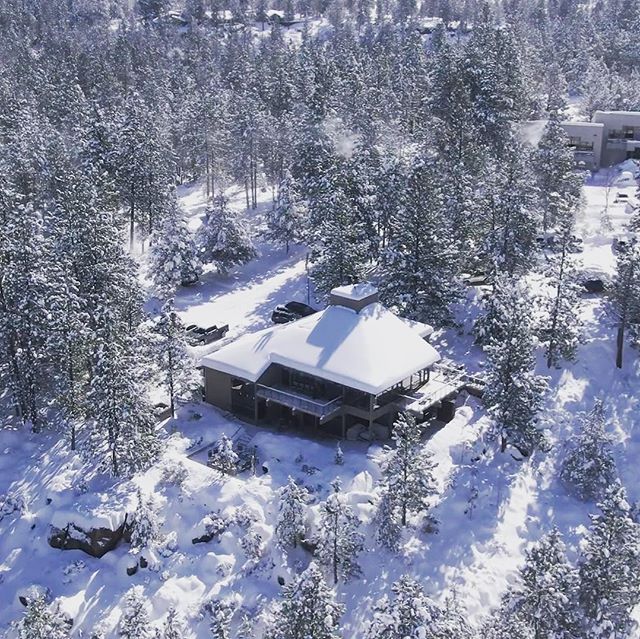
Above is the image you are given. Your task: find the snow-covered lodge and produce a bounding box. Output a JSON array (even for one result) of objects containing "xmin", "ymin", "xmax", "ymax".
[{"xmin": 201, "ymin": 284, "xmax": 441, "ymax": 438}]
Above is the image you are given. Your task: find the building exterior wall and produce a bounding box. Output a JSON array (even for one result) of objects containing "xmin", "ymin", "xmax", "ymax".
[
  {"xmin": 593, "ymin": 111, "xmax": 640, "ymax": 166},
  {"xmin": 203, "ymin": 368, "xmax": 234, "ymax": 411},
  {"xmin": 560, "ymin": 122, "xmax": 604, "ymax": 170}
]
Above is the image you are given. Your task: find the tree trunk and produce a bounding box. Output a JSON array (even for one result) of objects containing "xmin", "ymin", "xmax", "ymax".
[{"xmin": 616, "ymin": 323, "xmax": 625, "ymax": 369}]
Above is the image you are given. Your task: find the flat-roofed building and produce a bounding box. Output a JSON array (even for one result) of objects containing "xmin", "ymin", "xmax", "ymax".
[
  {"xmin": 593, "ymin": 110, "xmax": 640, "ymax": 166},
  {"xmin": 560, "ymin": 121, "xmax": 604, "ymax": 170}
]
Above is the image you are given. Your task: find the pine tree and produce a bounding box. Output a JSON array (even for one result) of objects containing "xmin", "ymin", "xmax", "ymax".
[
  {"xmin": 482, "ymin": 277, "xmax": 548, "ymax": 455},
  {"xmin": 578, "ymin": 484, "xmax": 640, "ymax": 638},
  {"xmin": 206, "ymin": 599, "xmax": 236, "ymax": 639},
  {"xmin": 374, "ymin": 489, "xmax": 402, "ymax": 552},
  {"xmin": 542, "ymin": 200, "xmax": 583, "ymax": 368},
  {"xmin": 15, "ymin": 596, "xmax": 72, "ymax": 639},
  {"xmin": 159, "ymin": 608, "xmax": 189, "ymax": 639},
  {"xmin": 484, "ymin": 147, "xmax": 540, "ymax": 277},
  {"xmin": 488, "ymin": 529, "xmax": 580, "ymax": 639},
  {"xmin": 315, "ymin": 478, "xmax": 364, "ymax": 584},
  {"xmin": 308, "ymin": 161, "xmax": 371, "ymax": 296},
  {"xmin": 148, "ymin": 197, "xmax": 201, "ymax": 296},
  {"xmin": 611, "ymin": 240, "xmax": 640, "ymax": 368},
  {"xmin": 130, "ymin": 488, "xmax": 162, "ymax": 551},
  {"xmin": 263, "ymin": 562, "xmax": 344, "ymax": 639},
  {"xmin": 87, "ymin": 327, "xmax": 160, "ymax": 477},
  {"xmin": 561, "ymin": 401, "xmax": 617, "ymax": 502},
  {"xmin": 198, "ymin": 195, "xmax": 256, "ymax": 275},
  {"xmin": 275, "ymin": 476, "xmax": 308, "ymax": 550},
  {"xmin": 534, "ymin": 114, "xmax": 583, "ymax": 232},
  {"xmin": 209, "ymin": 435, "xmax": 239, "ymax": 475},
  {"xmin": 152, "ymin": 301, "xmax": 194, "ymax": 418},
  {"xmin": 380, "ymin": 412, "xmax": 437, "ymax": 527},
  {"xmin": 119, "ymin": 587, "xmax": 153, "ymax": 639},
  {"xmin": 380, "ymin": 156, "xmax": 460, "ymax": 325},
  {"xmin": 366, "ymin": 576, "xmax": 472, "ymax": 639},
  {"xmin": 266, "ymin": 170, "xmax": 306, "ymax": 253}
]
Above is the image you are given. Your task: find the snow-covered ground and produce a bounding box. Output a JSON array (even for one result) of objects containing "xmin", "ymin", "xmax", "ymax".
[{"xmin": 0, "ymin": 167, "xmax": 639, "ymax": 636}]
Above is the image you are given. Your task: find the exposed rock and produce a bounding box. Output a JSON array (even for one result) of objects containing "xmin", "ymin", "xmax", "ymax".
[
  {"xmin": 49, "ymin": 514, "xmax": 129, "ymax": 558},
  {"xmin": 126, "ymin": 563, "xmax": 139, "ymax": 576}
]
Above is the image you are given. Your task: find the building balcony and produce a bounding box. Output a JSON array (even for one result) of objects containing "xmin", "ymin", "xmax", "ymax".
[{"xmin": 256, "ymin": 384, "xmax": 342, "ymax": 421}]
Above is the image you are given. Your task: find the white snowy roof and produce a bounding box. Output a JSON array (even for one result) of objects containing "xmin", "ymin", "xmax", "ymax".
[
  {"xmin": 201, "ymin": 302, "xmax": 440, "ymax": 395},
  {"xmin": 560, "ymin": 120, "xmax": 604, "ymax": 128}
]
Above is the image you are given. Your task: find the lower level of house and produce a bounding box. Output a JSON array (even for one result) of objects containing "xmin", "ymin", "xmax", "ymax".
[{"xmin": 203, "ymin": 363, "xmax": 435, "ymax": 439}]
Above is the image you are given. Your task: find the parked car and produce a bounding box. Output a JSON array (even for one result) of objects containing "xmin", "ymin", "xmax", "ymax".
[
  {"xmin": 271, "ymin": 301, "xmax": 316, "ymax": 324},
  {"xmin": 185, "ymin": 323, "xmax": 229, "ymax": 345},
  {"xmin": 615, "ymin": 192, "xmax": 630, "ymax": 203}
]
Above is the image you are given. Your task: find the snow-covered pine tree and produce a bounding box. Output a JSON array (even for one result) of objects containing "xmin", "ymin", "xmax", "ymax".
[
  {"xmin": 380, "ymin": 412, "xmax": 437, "ymax": 527},
  {"xmin": 610, "ymin": 240, "xmax": 640, "ymax": 368},
  {"xmin": 379, "ymin": 156, "xmax": 460, "ymax": 326},
  {"xmin": 130, "ymin": 488, "xmax": 162, "ymax": 551},
  {"xmin": 266, "ymin": 170, "xmax": 305, "ymax": 253},
  {"xmin": 198, "ymin": 195, "xmax": 256, "ymax": 275},
  {"xmin": 487, "ymin": 528, "xmax": 580, "ymax": 639},
  {"xmin": 275, "ymin": 476, "xmax": 308, "ymax": 550},
  {"xmin": 534, "ymin": 113, "xmax": 583, "ymax": 232},
  {"xmin": 152, "ymin": 300, "xmax": 194, "ymax": 418},
  {"xmin": 206, "ymin": 599, "xmax": 236, "ymax": 639},
  {"xmin": 0, "ymin": 196, "xmax": 50, "ymax": 431},
  {"xmin": 209, "ymin": 435, "xmax": 239, "ymax": 475},
  {"xmin": 366, "ymin": 575, "xmax": 472, "ymax": 639},
  {"xmin": 148, "ymin": 196, "xmax": 201, "ymax": 296},
  {"xmin": 482, "ymin": 277, "xmax": 548, "ymax": 455},
  {"xmin": 578, "ymin": 484, "xmax": 640, "ymax": 638},
  {"xmin": 119, "ymin": 587, "xmax": 153, "ymax": 639},
  {"xmin": 87, "ymin": 325, "xmax": 160, "ymax": 477},
  {"xmin": 14, "ymin": 595, "xmax": 72, "ymax": 639},
  {"xmin": 484, "ymin": 146, "xmax": 539, "ymax": 277},
  {"xmin": 373, "ymin": 489, "xmax": 402, "ymax": 552},
  {"xmin": 315, "ymin": 478, "xmax": 364, "ymax": 584},
  {"xmin": 159, "ymin": 608, "xmax": 189, "ymax": 639},
  {"xmin": 308, "ymin": 161, "xmax": 371, "ymax": 296},
  {"xmin": 262, "ymin": 562, "xmax": 344, "ymax": 639},
  {"xmin": 542, "ymin": 199, "xmax": 583, "ymax": 368},
  {"xmin": 561, "ymin": 400, "xmax": 617, "ymax": 501}
]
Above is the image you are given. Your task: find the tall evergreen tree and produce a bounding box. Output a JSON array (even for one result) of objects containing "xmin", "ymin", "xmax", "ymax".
[
  {"xmin": 275, "ymin": 476, "xmax": 308, "ymax": 550},
  {"xmin": 482, "ymin": 276, "xmax": 548, "ymax": 455},
  {"xmin": 561, "ymin": 400, "xmax": 617, "ymax": 501},
  {"xmin": 148, "ymin": 197, "xmax": 201, "ymax": 295},
  {"xmin": 611, "ymin": 240, "xmax": 640, "ymax": 368},
  {"xmin": 198, "ymin": 195, "xmax": 256, "ymax": 275},
  {"xmin": 379, "ymin": 412, "xmax": 437, "ymax": 527},
  {"xmin": 578, "ymin": 485, "xmax": 640, "ymax": 638},
  {"xmin": 315, "ymin": 478, "xmax": 364, "ymax": 585}
]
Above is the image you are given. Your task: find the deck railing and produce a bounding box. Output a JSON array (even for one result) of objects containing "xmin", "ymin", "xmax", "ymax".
[{"xmin": 256, "ymin": 384, "xmax": 342, "ymax": 420}]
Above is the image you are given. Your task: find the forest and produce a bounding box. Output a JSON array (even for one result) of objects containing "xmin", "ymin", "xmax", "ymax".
[{"xmin": 1, "ymin": 0, "xmax": 640, "ymax": 636}]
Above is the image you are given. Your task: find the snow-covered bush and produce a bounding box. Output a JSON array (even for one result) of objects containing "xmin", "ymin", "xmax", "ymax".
[
  {"xmin": 160, "ymin": 459, "xmax": 189, "ymax": 489},
  {"xmin": 208, "ymin": 435, "xmax": 239, "ymax": 475},
  {"xmin": 560, "ymin": 400, "xmax": 618, "ymax": 502},
  {"xmin": 201, "ymin": 597, "xmax": 237, "ymax": 639},
  {"xmin": 159, "ymin": 607, "xmax": 190, "ymax": 639},
  {"xmin": 334, "ymin": 442, "xmax": 344, "ymax": 465},
  {"xmin": 0, "ymin": 492, "xmax": 26, "ymax": 521},
  {"xmin": 240, "ymin": 528, "xmax": 264, "ymax": 561}
]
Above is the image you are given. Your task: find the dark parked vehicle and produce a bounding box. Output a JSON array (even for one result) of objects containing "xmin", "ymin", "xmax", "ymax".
[
  {"xmin": 185, "ymin": 323, "xmax": 229, "ymax": 345},
  {"xmin": 271, "ymin": 301, "xmax": 317, "ymax": 324},
  {"xmin": 582, "ymin": 279, "xmax": 605, "ymax": 294}
]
